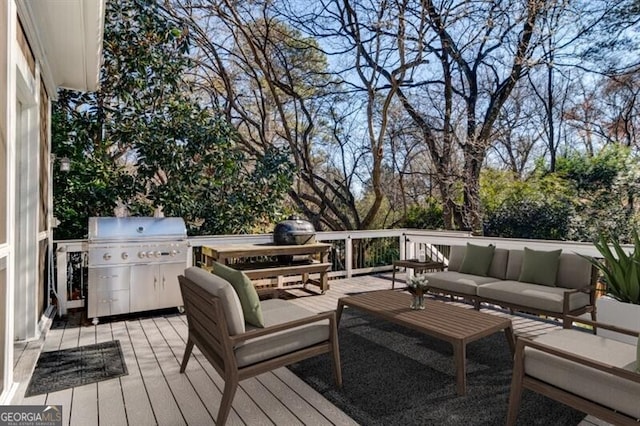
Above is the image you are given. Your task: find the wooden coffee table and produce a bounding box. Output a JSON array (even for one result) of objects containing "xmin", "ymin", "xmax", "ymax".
[{"xmin": 336, "ymin": 290, "xmax": 514, "ymax": 396}]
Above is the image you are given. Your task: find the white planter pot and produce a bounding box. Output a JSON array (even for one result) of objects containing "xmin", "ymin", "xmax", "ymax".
[{"xmin": 596, "ymin": 296, "xmax": 640, "ymax": 345}]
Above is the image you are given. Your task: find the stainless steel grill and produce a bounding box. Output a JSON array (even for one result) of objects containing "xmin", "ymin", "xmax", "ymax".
[{"xmin": 87, "ymin": 217, "xmax": 188, "ymax": 324}]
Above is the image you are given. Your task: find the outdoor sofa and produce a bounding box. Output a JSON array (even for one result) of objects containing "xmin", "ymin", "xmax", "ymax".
[{"xmin": 424, "ymin": 244, "xmax": 598, "ymax": 328}]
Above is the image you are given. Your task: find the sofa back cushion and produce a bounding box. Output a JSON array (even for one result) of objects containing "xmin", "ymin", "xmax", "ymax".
[
  {"xmin": 488, "ymin": 248, "xmax": 509, "ymax": 280},
  {"xmin": 556, "ymin": 253, "xmax": 594, "ymax": 290},
  {"xmin": 506, "ymin": 250, "xmax": 524, "ymax": 281},
  {"xmin": 448, "ymin": 244, "xmax": 508, "ymax": 279},
  {"xmin": 184, "ymin": 266, "xmax": 245, "ymax": 335},
  {"xmin": 506, "ymin": 250, "xmax": 594, "ymax": 289},
  {"xmin": 447, "ymin": 245, "xmax": 466, "ymax": 272}
]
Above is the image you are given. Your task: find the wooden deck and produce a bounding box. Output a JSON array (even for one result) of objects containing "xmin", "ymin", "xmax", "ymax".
[{"xmin": 11, "ymin": 272, "xmax": 603, "ymax": 425}]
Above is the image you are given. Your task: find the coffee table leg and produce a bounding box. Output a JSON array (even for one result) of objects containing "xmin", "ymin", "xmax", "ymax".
[
  {"xmin": 504, "ymin": 325, "xmax": 515, "ymax": 356},
  {"xmin": 392, "ymin": 265, "xmax": 396, "ymax": 289},
  {"xmin": 336, "ymin": 300, "xmax": 345, "ymax": 326},
  {"xmin": 453, "ymin": 342, "xmax": 467, "ymax": 396}
]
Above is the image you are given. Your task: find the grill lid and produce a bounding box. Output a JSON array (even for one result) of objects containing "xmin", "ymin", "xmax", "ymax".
[
  {"xmin": 88, "ymin": 217, "xmax": 187, "ymax": 241},
  {"xmin": 273, "ymin": 215, "xmax": 316, "ymax": 245}
]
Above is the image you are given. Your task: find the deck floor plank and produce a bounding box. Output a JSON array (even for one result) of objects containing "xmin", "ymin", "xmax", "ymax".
[
  {"xmin": 255, "ymin": 371, "xmax": 334, "ymax": 426},
  {"xmin": 126, "ymin": 319, "xmax": 186, "ymax": 426},
  {"xmin": 96, "ymin": 323, "xmax": 128, "ymax": 426},
  {"xmin": 238, "ymin": 376, "xmax": 304, "ymax": 426},
  {"xmin": 111, "ymin": 320, "xmax": 157, "ymax": 426},
  {"xmin": 272, "ymin": 367, "xmax": 359, "ymax": 426},
  {"xmin": 69, "ymin": 324, "xmax": 98, "ymax": 426},
  {"xmin": 166, "ymin": 315, "xmax": 268, "ymax": 425},
  {"xmin": 141, "ymin": 317, "xmax": 214, "ymax": 426},
  {"xmin": 153, "ymin": 316, "xmax": 242, "ymax": 425}
]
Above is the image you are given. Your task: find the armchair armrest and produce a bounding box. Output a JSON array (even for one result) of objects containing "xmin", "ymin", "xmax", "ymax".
[
  {"xmin": 516, "ymin": 337, "xmax": 640, "ymax": 384},
  {"xmin": 562, "ymin": 285, "xmax": 597, "ymax": 314},
  {"xmin": 565, "ymin": 315, "xmax": 640, "ymax": 337},
  {"xmin": 229, "ymin": 311, "xmax": 336, "ymax": 344}
]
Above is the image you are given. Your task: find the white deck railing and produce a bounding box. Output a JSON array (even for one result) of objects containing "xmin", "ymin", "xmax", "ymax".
[{"xmin": 54, "ymin": 229, "xmax": 612, "ymax": 316}]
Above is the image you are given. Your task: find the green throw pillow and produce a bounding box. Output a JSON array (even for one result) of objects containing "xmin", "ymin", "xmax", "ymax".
[
  {"xmin": 212, "ymin": 261, "xmax": 264, "ymax": 328},
  {"xmin": 518, "ymin": 247, "xmax": 562, "ymax": 287},
  {"xmin": 459, "ymin": 243, "xmax": 496, "ymax": 277}
]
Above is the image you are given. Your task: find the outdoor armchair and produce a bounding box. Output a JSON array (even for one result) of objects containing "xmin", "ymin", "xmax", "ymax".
[
  {"xmin": 178, "ymin": 267, "xmax": 342, "ymax": 426},
  {"xmin": 507, "ymin": 316, "xmax": 640, "ymax": 425}
]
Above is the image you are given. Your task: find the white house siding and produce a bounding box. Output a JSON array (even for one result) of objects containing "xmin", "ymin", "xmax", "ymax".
[
  {"xmin": 0, "ymin": 0, "xmax": 104, "ymax": 403},
  {"xmin": 0, "ymin": 0, "xmax": 16, "ymax": 403}
]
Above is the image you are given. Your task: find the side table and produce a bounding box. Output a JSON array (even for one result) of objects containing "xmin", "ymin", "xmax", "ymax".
[{"xmin": 391, "ymin": 259, "xmax": 445, "ymax": 289}]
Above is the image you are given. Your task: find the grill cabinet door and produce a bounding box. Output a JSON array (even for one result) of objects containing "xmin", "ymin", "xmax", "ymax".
[
  {"xmin": 130, "ymin": 264, "xmax": 159, "ymax": 313},
  {"xmin": 157, "ymin": 263, "xmax": 184, "ymax": 309}
]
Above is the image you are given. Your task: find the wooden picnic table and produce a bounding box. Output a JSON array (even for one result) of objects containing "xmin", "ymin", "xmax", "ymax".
[{"xmin": 200, "ymin": 242, "xmax": 332, "ymax": 294}]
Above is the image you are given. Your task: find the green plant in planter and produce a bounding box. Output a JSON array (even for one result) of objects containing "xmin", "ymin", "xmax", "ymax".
[{"xmin": 583, "ymin": 230, "xmax": 640, "ymax": 305}]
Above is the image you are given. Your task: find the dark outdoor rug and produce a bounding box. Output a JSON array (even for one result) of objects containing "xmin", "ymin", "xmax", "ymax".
[
  {"xmin": 26, "ymin": 340, "xmax": 128, "ymax": 397},
  {"xmin": 288, "ymin": 310, "xmax": 585, "ymax": 426}
]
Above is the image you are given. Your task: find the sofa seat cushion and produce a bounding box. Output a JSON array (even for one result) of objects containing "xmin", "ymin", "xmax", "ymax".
[
  {"xmin": 525, "ymin": 329, "xmax": 639, "ymax": 419},
  {"xmin": 477, "ymin": 281, "xmax": 590, "ymax": 313},
  {"xmin": 235, "ymin": 299, "xmax": 329, "ymax": 367},
  {"xmin": 426, "ymin": 271, "xmax": 500, "ymax": 296}
]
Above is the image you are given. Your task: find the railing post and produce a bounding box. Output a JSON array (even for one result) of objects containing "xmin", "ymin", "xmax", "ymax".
[
  {"xmin": 186, "ymin": 245, "xmax": 193, "ymax": 268},
  {"xmin": 345, "ymin": 235, "xmax": 353, "ymax": 278},
  {"xmin": 56, "ymin": 246, "xmax": 67, "ymax": 317},
  {"xmin": 399, "ymin": 233, "xmax": 406, "ymax": 260}
]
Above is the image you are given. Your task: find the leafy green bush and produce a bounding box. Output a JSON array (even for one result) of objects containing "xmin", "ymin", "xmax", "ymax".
[
  {"xmin": 480, "ymin": 168, "xmax": 572, "ymax": 239},
  {"xmin": 483, "ymin": 199, "xmax": 572, "ymax": 240},
  {"xmin": 403, "ymin": 201, "xmax": 444, "ymax": 229}
]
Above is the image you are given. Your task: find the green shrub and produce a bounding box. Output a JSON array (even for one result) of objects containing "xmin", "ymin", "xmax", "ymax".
[
  {"xmin": 483, "ymin": 199, "xmax": 572, "ymax": 240},
  {"xmin": 403, "ymin": 201, "xmax": 444, "ymax": 229}
]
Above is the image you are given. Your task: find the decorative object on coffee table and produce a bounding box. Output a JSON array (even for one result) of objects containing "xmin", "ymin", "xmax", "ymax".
[
  {"xmin": 391, "ymin": 259, "xmax": 445, "ymax": 289},
  {"xmin": 407, "ymin": 274, "xmax": 429, "ymax": 310}
]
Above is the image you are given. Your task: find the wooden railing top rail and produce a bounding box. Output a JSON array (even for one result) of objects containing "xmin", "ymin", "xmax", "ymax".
[{"xmin": 55, "ymin": 228, "xmax": 629, "ymax": 257}]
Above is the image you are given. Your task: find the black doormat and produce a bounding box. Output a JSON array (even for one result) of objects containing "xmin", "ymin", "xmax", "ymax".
[
  {"xmin": 288, "ymin": 310, "xmax": 585, "ymax": 426},
  {"xmin": 26, "ymin": 340, "xmax": 128, "ymax": 397}
]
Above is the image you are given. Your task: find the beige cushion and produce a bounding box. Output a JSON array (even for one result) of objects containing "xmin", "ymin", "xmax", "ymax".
[
  {"xmin": 506, "ymin": 250, "xmax": 524, "ymax": 281},
  {"xmin": 426, "ymin": 271, "xmax": 499, "ymax": 296},
  {"xmin": 235, "ymin": 299, "xmax": 329, "ymax": 367},
  {"xmin": 212, "ymin": 261, "xmax": 264, "ymax": 328},
  {"xmin": 477, "ymin": 280, "xmax": 590, "ymax": 313},
  {"xmin": 525, "ymin": 329, "xmax": 640, "ymax": 419},
  {"xmin": 447, "ymin": 246, "xmax": 466, "ymax": 272},
  {"xmin": 488, "ymin": 248, "xmax": 509, "ymax": 280},
  {"xmin": 556, "ymin": 253, "xmax": 593, "ymax": 290},
  {"xmin": 184, "ymin": 267, "xmax": 245, "ymax": 335}
]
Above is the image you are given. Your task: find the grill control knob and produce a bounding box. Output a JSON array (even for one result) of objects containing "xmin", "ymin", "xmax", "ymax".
[
  {"xmin": 147, "ymin": 251, "xmax": 155, "ymax": 258},
  {"xmin": 121, "ymin": 252, "xmax": 129, "ymax": 260},
  {"xmin": 155, "ymin": 251, "xmax": 162, "ymax": 258},
  {"xmin": 170, "ymin": 250, "xmax": 177, "ymax": 257},
  {"xmin": 103, "ymin": 253, "xmax": 111, "ymax": 261},
  {"xmin": 138, "ymin": 251, "xmax": 147, "ymax": 258}
]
